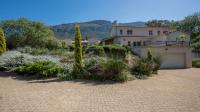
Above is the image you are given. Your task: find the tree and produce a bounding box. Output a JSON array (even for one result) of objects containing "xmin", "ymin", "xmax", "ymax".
[
  {"xmin": 178, "ymin": 12, "xmax": 200, "ymax": 51},
  {"xmin": 0, "ymin": 18, "xmax": 56, "ymax": 49},
  {"xmin": 178, "ymin": 35, "xmax": 186, "ymax": 41},
  {"xmin": 145, "ymin": 20, "xmax": 174, "ymax": 27},
  {"xmin": 178, "ymin": 12, "xmax": 200, "ymax": 33},
  {"xmin": 191, "ymin": 34, "xmax": 200, "ymax": 51},
  {"xmin": 72, "ymin": 25, "xmax": 83, "ymax": 76},
  {"xmin": 147, "ymin": 48, "xmax": 153, "ymax": 62},
  {"xmin": 0, "ymin": 27, "xmax": 6, "ymax": 55}
]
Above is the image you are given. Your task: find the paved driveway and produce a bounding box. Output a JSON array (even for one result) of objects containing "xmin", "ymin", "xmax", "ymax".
[{"xmin": 0, "ymin": 68, "xmax": 200, "ymax": 112}]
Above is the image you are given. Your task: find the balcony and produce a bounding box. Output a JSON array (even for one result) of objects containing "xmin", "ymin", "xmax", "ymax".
[{"xmin": 138, "ymin": 41, "xmax": 190, "ymax": 47}]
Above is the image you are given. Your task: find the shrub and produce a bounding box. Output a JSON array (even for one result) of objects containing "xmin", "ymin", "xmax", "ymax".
[
  {"xmin": 103, "ymin": 45, "xmax": 127, "ymax": 58},
  {"xmin": 0, "ymin": 28, "xmax": 6, "ymax": 55},
  {"xmin": 17, "ymin": 47, "xmax": 72, "ymax": 57},
  {"xmin": 131, "ymin": 57, "xmax": 160, "ymax": 79},
  {"xmin": 152, "ymin": 58, "xmax": 160, "ymax": 74},
  {"xmin": 45, "ymin": 38, "xmax": 60, "ymax": 49},
  {"xmin": 85, "ymin": 58, "xmax": 133, "ymax": 82},
  {"xmin": 72, "ymin": 25, "xmax": 83, "ymax": 76},
  {"xmin": 131, "ymin": 58, "xmax": 152, "ymax": 79},
  {"xmin": 147, "ymin": 48, "xmax": 153, "ymax": 61},
  {"xmin": 86, "ymin": 45, "xmax": 105, "ymax": 56},
  {"xmin": 58, "ymin": 51, "xmax": 74, "ymax": 64},
  {"xmin": 86, "ymin": 45, "xmax": 127, "ymax": 58},
  {"xmin": 0, "ymin": 51, "xmax": 33, "ymax": 71},
  {"xmin": 68, "ymin": 45, "xmax": 75, "ymax": 51},
  {"xmin": 192, "ymin": 58, "xmax": 200, "ymax": 68},
  {"xmin": 15, "ymin": 61, "xmax": 64, "ymax": 78},
  {"xmin": 102, "ymin": 59, "xmax": 127, "ymax": 77},
  {"xmin": 17, "ymin": 47, "xmax": 49, "ymax": 55},
  {"xmin": 114, "ymin": 70, "xmax": 134, "ymax": 82}
]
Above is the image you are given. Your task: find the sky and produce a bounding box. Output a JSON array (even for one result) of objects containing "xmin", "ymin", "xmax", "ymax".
[{"xmin": 0, "ymin": 0, "xmax": 200, "ymax": 25}]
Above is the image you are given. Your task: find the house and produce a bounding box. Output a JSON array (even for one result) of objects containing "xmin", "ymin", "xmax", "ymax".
[{"xmin": 101, "ymin": 22, "xmax": 192, "ymax": 69}]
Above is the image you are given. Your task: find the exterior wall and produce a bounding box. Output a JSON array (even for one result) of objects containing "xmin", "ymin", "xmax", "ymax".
[
  {"xmin": 111, "ymin": 25, "xmax": 178, "ymax": 46},
  {"xmin": 151, "ymin": 34, "xmax": 167, "ymax": 41},
  {"xmin": 111, "ymin": 25, "xmax": 176, "ymax": 37},
  {"xmin": 113, "ymin": 37, "xmax": 152, "ymax": 46},
  {"xmin": 133, "ymin": 46, "xmax": 192, "ymax": 68},
  {"xmin": 166, "ymin": 32, "xmax": 190, "ymax": 42}
]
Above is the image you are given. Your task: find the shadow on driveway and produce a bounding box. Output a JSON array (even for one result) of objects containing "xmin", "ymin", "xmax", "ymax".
[{"xmin": 0, "ymin": 71, "xmax": 118, "ymax": 85}]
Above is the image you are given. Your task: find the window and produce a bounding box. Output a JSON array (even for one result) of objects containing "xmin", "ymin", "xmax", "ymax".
[
  {"xmin": 143, "ymin": 41, "xmax": 146, "ymax": 46},
  {"xmin": 127, "ymin": 30, "xmax": 133, "ymax": 35},
  {"xmin": 128, "ymin": 41, "xmax": 131, "ymax": 46},
  {"xmin": 157, "ymin": 31, "xmax": 160, "ymax": 35},
  {"xmin": 133, "ymin": 42, "xmax": 137, "ymax": 47},
  {"xmin": 120, "ymin": 30, "xmax": 123, "ymax": 35},
  {"xmin": 137, "ymin": 42, "xmax": 141, "ymax": 46},
  {"xmin": 123, "ymin": 39, "xmax": 126, "ymax": 41},
  {"xmin": 149, "ymin": 30, "xmax": 153, "ymax": 36}
]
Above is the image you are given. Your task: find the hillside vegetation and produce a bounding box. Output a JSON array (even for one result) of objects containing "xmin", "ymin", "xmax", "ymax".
[
  {"xmin": 51, "ymin": 20, "xmax": 146, "ymax": 39},
  {"xmin": 51, "ymin": 20, "xmax": 112, "ymax": 39}
]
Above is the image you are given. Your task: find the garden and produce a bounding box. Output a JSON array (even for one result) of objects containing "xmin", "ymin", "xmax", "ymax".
[
  {"xmin": 0, "ymin": 18, "xmax": 160, "ymax": 82},
  {"xmin": 192, "ymin": 58, "xmax": 200, "ymax": 68}
]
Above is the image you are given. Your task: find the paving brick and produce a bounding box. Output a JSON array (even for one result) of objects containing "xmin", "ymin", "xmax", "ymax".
[{"xmin": 0, "ymin": 68, "xmax": 200, "ymax": 112}]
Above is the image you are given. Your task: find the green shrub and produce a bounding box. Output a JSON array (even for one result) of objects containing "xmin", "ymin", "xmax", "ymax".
[
  {"xmin": 17, "ymin": 47, "xmax": 71, "ymax": 56},
  {"xmin": 131, "ymin": 58, "xmax": 152, "ymax": 79},
  {"xmin": 86, "ymin": 45, "xmax": 127, "ymax": 58},
  {"xmin": 68, "ymin": 45, "xmax": 75, "ymax": 51},
  {"xmin": 85, "ymin": 58, "xmax": 133, "ymax": 82},
  {"xmin": 103, "ymin": 45, "xmax": 127, "ymax": 58},
  {"xmin": 102, "ymin": 59, "xmax": 127, "ymax": 77},
  {"xmin": 131, "ymin": 57, "xmax": 160, "ymax": 79},
  {"xmin": 192, "ymin": 58, "xmax": 200, "ymax": 68},
  {"xmin": 86, "ymin": 45, "xmax": 105, "ymax": 56},
  {"xmin": 31, "ymin": 48, "xmax": 49, "ymax": 55},
  {"xmin": 63, "ymin": 52, "xmax": 74, "ymax": 60},
  {"xmin": 147, "ymin": 48, "xmax": 153, "ymax": 61},
  {"xmin": 152, "ymin": 58, "xmax": 160, "ymax": 74},
  {"xmin": 45, "ymin": 38, "xmax": 61, "ymax": 50},
  {"xmin": 0, "ymin": 28, "xmax": 6, "ymax": 55},
  {"xmin": 114, "ymin": 70, "xmax": 134, "ymax": 82},
  {"xmin": 15, "ymin": 61, "xmax": 64, "ymax": 78}
]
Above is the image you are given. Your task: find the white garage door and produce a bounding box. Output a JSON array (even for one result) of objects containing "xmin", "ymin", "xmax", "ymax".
[{"xmin": 160, "ymin": 53, "xmax": 185, "ymax": 69}]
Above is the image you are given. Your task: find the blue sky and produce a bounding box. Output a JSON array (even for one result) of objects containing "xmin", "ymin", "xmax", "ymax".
[{"xmin": 0, "ymin": 0, "xmax": 200, "ymax": 25}]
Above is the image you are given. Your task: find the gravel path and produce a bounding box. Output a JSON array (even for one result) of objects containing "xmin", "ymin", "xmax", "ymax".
[{"xmin": 0, "ymin": 68, "xmax": 200, "ymax": 112}]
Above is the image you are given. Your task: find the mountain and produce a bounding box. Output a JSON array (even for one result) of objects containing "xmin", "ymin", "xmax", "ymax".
[
  {"xmin": 51, "ymin": 20, "xmax": 145, "ymax": 40},
  {"xmin": 119, "ymin": 21, "xmax": 146, "ymax": 27}
]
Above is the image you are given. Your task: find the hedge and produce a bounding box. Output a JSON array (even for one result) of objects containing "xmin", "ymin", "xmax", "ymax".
[{"xmin": 86, "ymin": 45, "xmax": 127, "ymax": 58}]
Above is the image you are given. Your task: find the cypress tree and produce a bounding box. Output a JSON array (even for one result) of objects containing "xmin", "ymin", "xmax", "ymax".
[
  {"xmin": 72, "ymin": 25, "xmax": 83, "ymax": 76},
  {"xmin": 0, "ymin": 28, "xmax": 6, "ymax": 55}
]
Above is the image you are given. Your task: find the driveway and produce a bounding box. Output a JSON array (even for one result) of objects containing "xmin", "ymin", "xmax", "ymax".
[{"xmin": 0, "ymin": 68, "xmax": 200, "ymax": 112}]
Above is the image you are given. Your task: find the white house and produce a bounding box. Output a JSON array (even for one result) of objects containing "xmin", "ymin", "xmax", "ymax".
[{"xmin": 101, "ymin": 23, "xmax": 192, "ymax": 69}]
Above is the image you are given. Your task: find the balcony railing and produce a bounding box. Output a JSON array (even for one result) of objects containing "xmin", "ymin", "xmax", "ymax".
[{"xmin": 140, "ymin": 41, "xmax": 190, "ymax": 47}]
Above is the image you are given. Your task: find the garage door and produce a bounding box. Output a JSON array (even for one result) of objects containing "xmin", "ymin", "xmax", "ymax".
[{"xmin": 160, "ymin": 53, "xmax": 185, "ymax": 69}]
